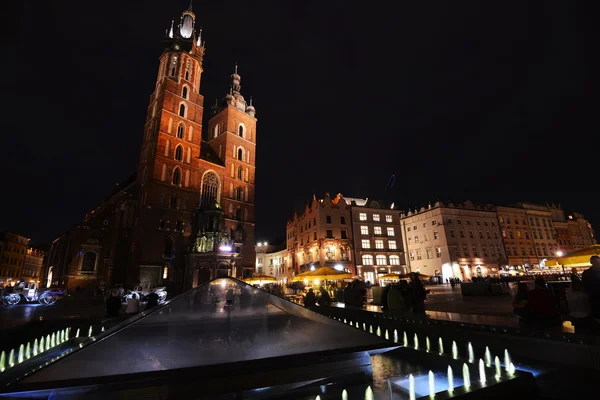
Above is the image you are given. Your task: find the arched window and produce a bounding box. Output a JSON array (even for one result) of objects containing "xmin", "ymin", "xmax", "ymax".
[
  {"xmin": 362, "ymin": 255, "xmax": 373, "ymax": 265},
  {"xmin": 376, "ymin": 255, "xmax": 387, "ymax": 265},
  {"xmin": 236, "ymin": 187, "xmax": 243, "ymax": 200},
  {"xmin": 237, "ymin": 166, "xmax": 243, "ymax": 179},
  {"xmin": 237, "ymin": 148, "xmax": 243, "ymax": 161},
  {"xmin": 182, "ymin": 86, "xmax": 188, "ymax": 99},
  {"xmin": 175, "ymin": 145, "xmax": 183, "ymax": 161},
  {"xmin": 81, "ymin": 252, "xmax": 97, "ymax": 272},
  {"xmin": 238, "ymin": 124, "xmax": 245, "ymax": 138},
  {"xmin": 172, "ymin": 167, "xmax": 181, "ymax": 185},
  {"xmin": 200, "ymin": 171, "xmax": 220, "ymax": 206},
  {"xmin": 214, "ymin": 124, "xmax": 220, "ymax": 138},
  {"xmin": 177, "ymin": 124, "xmax": 185, "ymax": 139},
  {"xmin": 235, "ymin": 208, "xmax": 241, "ymax": 220},
  {"xmin": 179, "ymin": 103, "xmax": 186, "ymax": 117},
  {"xmin": 164, "ymin": 237, "xmax": 174, "ymax": 258}
]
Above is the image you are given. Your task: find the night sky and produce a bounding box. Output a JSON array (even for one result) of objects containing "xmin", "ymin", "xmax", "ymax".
[{"xmin": 3, "ymin": 1, "xmax": 594, "ymax": 246}]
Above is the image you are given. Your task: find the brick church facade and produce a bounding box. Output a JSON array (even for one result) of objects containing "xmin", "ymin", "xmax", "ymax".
[{"xmin": 46, "ymin": 4, "xmax": 257, "ymax": 292}]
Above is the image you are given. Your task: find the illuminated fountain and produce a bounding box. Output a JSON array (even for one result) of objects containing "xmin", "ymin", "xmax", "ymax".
[
  {"xmin": 61, "ymin": 329, "xmax": 65, "ymax": 343},
  {"xmin": 426, "ymin": 336, "xmax": 430, "ymax": 353},
  {"xmin": 495, "ymin": 356, "xmax": 501, "ymax": 380},
  {"xmin": 88, "ymin": 326, "xmax": 93, "ymax": 337},
  {"xmin": 447, "ymin": 366, "xmax": 454, "ymax": 393},
  {"xmin": 414, "ymin": 333, "xmax": 419, "ymax": 350},
  {"xmin": 508, "ymin": 363, "xmax": 516, "ymax": 376},
  {"xmin": 385, "ymin": 329, "xmax": 389, "ymax": 340},
  {"xmin": 403, "ymin": 332, "xmax": 408, "ymax": 347},
  {"xmin": 0, "ymin": 351, "xmax": 5, "ymax": 372},
  {"xmin": 479, "ymin": 359, "xmax": 486, "ymax": 384},
  {"xmin": 18, "ymin": 345, "xmax": 24, "ymax": 364},
  {"xmin": 393, "ymin": 329, "xmax": 398, "ymax": 343},
  {"xmin": 467, "ymin": 342, "xmax": 474, "ymax": 363},
  {"xmin": 369, "ymin": 325, "xmax": 373, "ymax": 334},
  {"xmin": 504, "ymin": 350, "xmax": 511, "ymax": 373},
  {"xmin": 485, "ymin": 346, "xmax": 491, "ymax": 367},
  {"xmin": 8, "ymin": 349, "xmax": 15, "ymax": 368},
  {"xmin": 409, "ymin": 374, "xmax": 416, "ymax": 400},
  {"xmin": 452, "ymin": 341, "xmax": 458, "ymax": 359},
  {"xmin": 365, "ymin": 385, "xmax": 374, "ymax": 400},
  {"xmin": 462, "ymin": 363, "xmax": 470, "ymax": 390},
  {"xmin": 101, "ymin": 326, "xmax": 105, "ymax": 332},
  {"xmin": 429, "ymin": 370, "xmax": 435, "ymax": 397},
  {"xmin": 355, "ymin": 321, "xmax": 359, "ymax": 328},
  {"xmin": 33, "ymin": 339, "xmax": 38, "ymax": 357},
  {"xmin": 76, "ymin": 328, "xmax": 80, "ymax": 338},
  {"xmin": 40, "ymin": 337, "xmax": 45, "ymax": 354},
  {"xmin": 51, "ymin": 333, "xmax": 56, "ymax": 347},
  {"xmin": 342, "ymin": 388, "xmax": 348, "ymax": 399},
  {"xmin": 377, "ymin": 327, "xmax": 381, "ymax": 337},
  {"xmin": 66, "ymin": 327, "xmax": 70, "ymax": 340},
  {"xmin": 438, "ymin": 338, "xmax": 444, "ymax": 355},
  {"xmin": 25, "ymin": 342, "xmax": 31, "ymax": 360},
  {"xmin": 363, "ymin": 323, "xmax": 366, "ymax": 331},
  {"xmin": 45, "ymin": 334, "xmax": 50, "ymax": 351}
]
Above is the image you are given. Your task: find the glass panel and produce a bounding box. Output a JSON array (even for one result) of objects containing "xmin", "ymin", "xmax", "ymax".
[{"xmin": 21, "ymin": 278, "xmax": 389, "ymax": 384}]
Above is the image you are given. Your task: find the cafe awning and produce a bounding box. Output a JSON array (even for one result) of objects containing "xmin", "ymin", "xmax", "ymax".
[
  {"xmin": 243, "ymin": 274, "xmax": 277, "ymax": 285},
  {"xmin": 291, "ymin": 267, "xmax": 352, "ymax": 282},
  {"xmin": 544, "ymin": 244, "xmax": 600, "ymax": 268}
]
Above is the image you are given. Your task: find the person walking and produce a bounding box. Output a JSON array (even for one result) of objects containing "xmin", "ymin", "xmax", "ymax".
[
  {"xmin": 411, "ymin": 273, "xmax": 427, "ymax": 314},
  {"xmin": 582, "ymin": 255, "xmax": 600, "ymax": 323}
]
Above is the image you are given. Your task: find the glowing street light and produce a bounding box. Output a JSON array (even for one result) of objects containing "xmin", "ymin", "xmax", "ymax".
[{"xmin": 555, "ymin": 251, "xmax": 564, "ymax": 273}]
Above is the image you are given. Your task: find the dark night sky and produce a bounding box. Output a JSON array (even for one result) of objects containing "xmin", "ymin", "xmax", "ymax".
[{"xmin": 2, "ymin": 1, "xmax": 595, "ymax": 246}]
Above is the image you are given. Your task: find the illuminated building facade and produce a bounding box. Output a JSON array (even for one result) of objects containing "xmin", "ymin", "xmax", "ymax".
[
  {"xmin": 286, "ymin": 193, "xmax": 354, "ymax": 277},
  {"xmin": 0, "ymin": 232, "xmax": 29, "ymax": 285},
  {"xmin": 255, "ymin": 242, "xmax": 287, "ymax": 278},
  {"xmin": 400, "ymin": 201, "xmax": 503, "ymax": 281},
  {"xmin": 344, "ymin": 198, "xmax": 407, "ymax": 284}
]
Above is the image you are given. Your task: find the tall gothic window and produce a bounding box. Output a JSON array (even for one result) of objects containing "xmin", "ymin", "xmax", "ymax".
[
  {"xmin": 172, "ymin": 167, "xmax": 181, "ymax": 185},
  {"xmin": 235, "ymin": 208, "xmax": 241, "ymax": 220},
  {"xmin": 237, "ymin": 166, "xmax": 243, "ymax": 179},
  {"xmin": 179, "ymin": 104, "xmax": 186, "ymax": 117},
  {"xmin": 200, "ymin": 171, "xmax": 220, "ymax": 207},
  {"xmin": 175, "ymin": 145, "xmax": 183, "ymax": 162},
  {"xmin": 81, "ymin": 252, "xmax": 97, "ymax": 272},
  {"xmin": 238, "ymin": 124, "xmax": 245, "ymax": 137},
  {"xmin": 182, "ymin": 86, "xmax": 188, "ymax": 99},
  {"xmin": 164, "ymin": 237, "xmax": 174, "ymax": 258},
  {"xmin": 237, "ymin": 148, "xmax": 243, "ymax": 161},
  {"xmin": 177, "ymin": 124, "xmax": 184, "ymax": 138},
  {"xmin": 236, "ymin": 187, "xmax": 243, "ymax": 200}
]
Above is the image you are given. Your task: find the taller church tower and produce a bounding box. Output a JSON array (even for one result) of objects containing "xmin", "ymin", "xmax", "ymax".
[{"xmin": 132, "ymin": 3, "xmax": 257, "ymax": 288}]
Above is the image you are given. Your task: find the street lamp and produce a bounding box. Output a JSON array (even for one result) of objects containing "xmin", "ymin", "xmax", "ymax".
[{"xmin": 556, "ymin": 251, "xmax": 564, "ymax": 274}]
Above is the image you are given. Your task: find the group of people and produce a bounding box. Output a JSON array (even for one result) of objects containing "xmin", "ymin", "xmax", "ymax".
[
  {"xmin": 380, "ymin": 273, "xmax": 427, "ymax": 313},
  {"xmin": 302, "ymin": 286, "xmax": 332, "ymax": 308},
  {"xmin": 512, "ymin": 255, "xmax": 600, "ymax": 332},
  {"xmin": 105, "ymin": 288, "xmax": 160, "ymax": 318}
]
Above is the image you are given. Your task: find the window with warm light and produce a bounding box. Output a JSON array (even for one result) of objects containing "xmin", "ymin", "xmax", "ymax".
[
  {"xmin": 361, "ymin": 239, "xmax": 370, "ymax": 249},
  {"xmin": 386, "ymin": 215, "xmax": 393, "ymax": 223},
  {"xmin": 375, "ymin": 239, "xmax": 384, "ymax": 249},
  {"xmin": 416, "ymin": 250, "xmax": 422, "ymax": 260},
  {"xmin": 409, "ymin": 252, "xmax": 415, "ymax": 261},
  {"xmin": 376, "ymin": 255, "xmax": 387, "ymax": 265},
  {"xmin": 436, "ymin": 247, "xmax": 442, "ymax": 258},
  {"xmin": 359, "ymin": 213, "xmax": 367, "ymax": 221},
  {"xmin": 387, "ymin": 227, "xmax": 395, "ymax": 236},
  {"xmin": 388, "ymin": 240, "xmax": 397, "ymax": 249},
  {"xmin": 373, "ymin": 214, "xmax": 380, "ymax": 221},
  {"xmin": 163, "ymin": 266, "xmax": 168, "ymax": 279},
  {"xmin": 390, "ymin": 255, "xmax": 400, "ymax": 265},
  {"xmin": 362, "ymin": 255, "xmax": 373, "ymax": 265},
  {"xmin": 361, "ymin": 225, "xmax": 369, "ymax": 235},
  {"xmin": 374, "ymin": 226, "xmax": 382, "ymax": 235},
  {"xmin": 426, "ymin": 248, "xmax": 433, "ymax": 259}
]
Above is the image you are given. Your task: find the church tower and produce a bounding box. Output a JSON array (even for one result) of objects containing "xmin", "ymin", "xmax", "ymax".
[
  {"xmin": 132, "ymin": 3, "xmax": 206, "ymax": 287},
  {"xmin": 132, "ymin": 2, "xmax": 258, "ymax": 289},
  {"xmin": 206, "ymin": 66, "xmax": 258, "ymax": 275}
]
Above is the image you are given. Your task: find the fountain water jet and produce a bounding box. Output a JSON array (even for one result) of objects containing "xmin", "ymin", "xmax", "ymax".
[
  {"xmin": 342, "ymin": 388, "xmax": 348, "ymax": 400},
  {"xmin": 61, "ymin": 329, "xmax": 65, "ymax": 343},
  {"xmin": 363, "ymin": 323, "xmax": 366, "ymax": 331},
  {"xmin": 88, "ymin": 325, "xmax": 93, "ymax": 337},
  {"xmin": 40, "ymin": 337, "xmax": 45, "ymax": 354},
  {"xmin": 504, "ymin": 349, "xmax": 511, "ymax": 372},
  {"xmin": 508, "ymin": 363, "xmax": 516, "ymax": 376},
  {"xmin": 468, "ymin": 342, "xmax": 474, "ymax": 363},
  {"xmin": 18, "ymin": 344, "xmax": 24, "ymax": 364},
  {"xmin": 462, "ymin": 363, "xmax": 471, "ymax": 390},
  {"xmin": 365, "ymin": 385, "xmax": 374, "ymax": 400},
  {"xmin": 429, "ymin": 370, "xmax": 435, "ymax": 397},
  {"xmin": 344, "ymin": 319, "xmax": 347, "ymax": 324},
  {"xmin": 8, "ymin": 349, "xmax": 15, "ymax": 368},
  {"xmin": 76, "ymin": 328, "xmax": 80, "ymax": 338},
  {"xmin": 494, "ymin": 356, "xmax": 501, "ymax": 380},
  {"xmin": 426, "ymin": 336, "xmax": 430, "ymax": 352},
  {"xmin": 67, "ymin": 327, "xmax": 70, "ymax": 340},
  {"xmin": 25, "ymin": 342, "xmax": 31, "ymax": 360},
  {"xmin": 403, "ymin": 331, "xmax": 408, "ymax": 347},
  {"xmin": 452, "ymin": 341, "xmax": 458, "ymax": 359},
  {"xmin": 45, "ymin": 334, "xmax": 50, "ymax": 351},
  {"xmin": 377, "ymin": 326, "xmax": 381, "ymax": 337},
  {"xmin": 414, "ymin": 333, "xmax": 419, "ymax": 349},
  {"xmin": 439, "ymin": 338, "xmax": 444, "ymax": 355},
  {"xmin": 479, "ymin": 359, "xmax": 486, "ymax": 384},
  {"xmin": 355, "ymin": 321, "xmax": 359, "ymax": 328},
  {"xmin": 369, "ymin": 325, "xmax": 373, "ymax": 334},
  {"xmin": 393, "ymin": 329, "xmax": 398, "ymax": 343},
  {"xmin": 447, "ymin": 366, "xmax": 454, "ymax": 393},
  {"xmin": 0, "ymin": 351, "xmax": 6, "ymax": 372},
  {"xmin": 33, "ymin": 339, "xmax": 38, "ymax": 356},
  {"xmin": 385, "ymin": 329, "xmax": 389, "ymax": 340},
  {"xmin": 51, "ymin": 333, "xmax": 56, "ymax": 347},
  {"xmin": 409, "ymin": 374, "xmax": 416, "ymax": 400},
  {"xmin": 101, "ymin": 325, "xmax": 105, "ymax": 332},
  {"xmin": 485, "ymin": 346, "xmax": 491, "ymax": 367}
]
